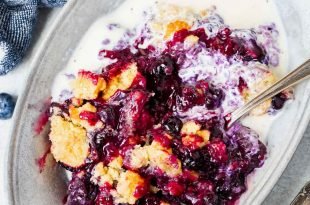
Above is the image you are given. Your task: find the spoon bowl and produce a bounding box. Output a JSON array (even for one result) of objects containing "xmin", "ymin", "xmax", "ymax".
[{"xmin": 228, "ymin": 59, "xmax": 310, "ymax": 128}]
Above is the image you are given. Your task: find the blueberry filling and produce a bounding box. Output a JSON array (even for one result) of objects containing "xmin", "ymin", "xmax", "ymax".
[{"xmin": 48, "ymin": 6, "xmax": 289, "ymax": 205}]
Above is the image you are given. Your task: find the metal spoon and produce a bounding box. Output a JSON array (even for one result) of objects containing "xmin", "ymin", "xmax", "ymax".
[
  {"xmin": 291, "ymin": 181, "xmax": 310, "ymax": 205},
  {"xmin": 227, "ymin": 59, "xmax": 310, "ymax": 128}
]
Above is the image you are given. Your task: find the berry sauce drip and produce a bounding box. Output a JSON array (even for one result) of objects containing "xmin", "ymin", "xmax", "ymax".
[
  {"xmin": 35, "ymin": 147, "xmax": 51, "ymax": 173},
  {"xmin": 55, "ymin": 24, "xmax": 274, "ymax": 205},
  {"xmin": 34, "ymin": 98, "xmax": 52, "ymax": 135}
]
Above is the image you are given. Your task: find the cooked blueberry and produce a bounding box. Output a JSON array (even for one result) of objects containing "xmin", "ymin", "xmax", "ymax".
[
  {"xmin": 241, "ymin": 39, "xmax": 266, "ymax": 62},
  {"xmin": 215, "ymin": 170, "xmax": 246, "ymax": 201},
  {"xmin": 163, "ymin": 116, "xmax": 183, "ymax": 136},
  {"xmin": 161, "ymin": 55, "xmax": 176, "ymax": 75},
  {"xmin": 98, "ymin": 105, "xmax": 118, "ymax": 128},
  {"xmin": 102, "ymin": 142, "xmax": 119, "ymax": 164},
  {"xmin": 95, "ymin": 185, "xmax": 114, "ymax": 205},
  {"xmin": 271, "ymin": 92, "xmax": 287, "ymax": 110},
  {"xmin": 210, "ymin": 126, "xmax": 224, "ymax": 140},
  {"xmin": 66, "ymin": 172, "xmax": 97, "ymax": 205},
  {"xmin": 205, "ymin": 87, "xmax": 224, "ymax": 110},
  {"xmin": 228, "ymin": 124, "xmax": 267, "ymax": 172},
  {"xmin": 180, "ymin": 149, "xmax": 214, "ymax": 171},
  {"xmin": 136, "ymin": 194, "xmax": 161, "ymax": 205},
  {"xmin": 0, "ymin": 93, "xmax": 15, "ymax": 119},
  {"xmin": 89, "ymin": 128, "xmax": 117, "ymax": 151}
]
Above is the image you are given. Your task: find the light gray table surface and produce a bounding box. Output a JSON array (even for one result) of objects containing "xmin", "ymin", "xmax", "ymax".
[
  {"xmin": 264, "ymin": 124, "xmax": 310, "ymax": 204},
  {"xmin": 0, "ymin": 8, "xmax": 309, "ymax": 205}
]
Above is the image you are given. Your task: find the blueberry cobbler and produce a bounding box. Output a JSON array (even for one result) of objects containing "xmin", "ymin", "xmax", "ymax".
[{"xmin": 48, "ymin": 3, "xmax": 290, "ymax": 205}]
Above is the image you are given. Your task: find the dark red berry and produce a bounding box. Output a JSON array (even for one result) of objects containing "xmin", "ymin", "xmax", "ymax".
[
  {"xmin": 166, "ymin": 181, "xmax": 185, "ymax": 196},
  {"xmin": 238, "ymin": 77, "xmax": 248, "ymax": 94},
  {"xmin": 208, "ymin": 139, "xmax": 228, "ymax": 164}
]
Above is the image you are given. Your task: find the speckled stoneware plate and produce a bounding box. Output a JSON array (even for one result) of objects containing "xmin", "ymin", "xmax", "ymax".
[{"xmin": 5, "ymin": 0, "xmax": 310, "ymax": 205}]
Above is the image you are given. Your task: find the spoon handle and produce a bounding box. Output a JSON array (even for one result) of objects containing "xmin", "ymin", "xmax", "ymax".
[
  {"xmin": 291, "ymin": 181, "xmax": 310, "ymax": 205},
  {"xmin": 228, "ymin": 59, "xmax": 310, "ymax": 128}
]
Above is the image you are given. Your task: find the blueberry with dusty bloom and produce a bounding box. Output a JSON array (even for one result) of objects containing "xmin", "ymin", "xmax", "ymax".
[{"xmin": 0, "ymin": 93, "xmax": 15, "ymax": 119}]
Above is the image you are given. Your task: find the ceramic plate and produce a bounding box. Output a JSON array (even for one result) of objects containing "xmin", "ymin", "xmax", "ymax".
[{"xmin": 5, "ymin": 0, "xmax": 310, "ymax": 204}]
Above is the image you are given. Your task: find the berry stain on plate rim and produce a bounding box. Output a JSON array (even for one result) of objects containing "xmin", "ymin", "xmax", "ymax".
[{"xmin": 34, "ymin": 0, "xmax": 295, "ymax": 205}]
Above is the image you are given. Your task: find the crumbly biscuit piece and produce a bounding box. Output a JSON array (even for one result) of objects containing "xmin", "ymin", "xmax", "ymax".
[
  {"xmin": 92, "ymin": 157, "xmax": 147, "ymax": 204},
  {"xmin": 181, "ymin": 121, "xmax": 201, "ymax": 135},
  {"xmin": 108, "ymin": 156, "xmax": 123, "ymax": 170},
  {"xmin": 181, "ymin": 121, "xmax": 210, "ymax": 149},
  {"xmin": 72, "ymin": 71, "xmax": 106, "ymax": 100},
  {"xmin": 244, "ymin": 73, "xmax": 276, "ymax": 115},
  {"xmin": 112, "ymin": 171, "xmax": 146, "ymax": 204},
  {"xmin": 103, "ymin": 63, "xmax": 138, "ymax": 100},
  {"xmin": 69, "ymin": 102, "xmax": 103, "ymax": 130},
  {"xmin": 184, "ymin": 35, "xmax": 199, "ymax": 47},
  {"xmin": 49, "ymin": 116, "xmax": 89, "ymax": 168},
  {"xmin": 129, "ymin": 145, "xmax": 149, "ymax": 169},
  {"xmin": 91, "ymin": 162, "xmax": 119, "ymax": 186},
  {"xmin": 91, "ymin": 156, "xmax": 123, "ymax": 187},
  {"xmin": 129, "ymin": 141, "xmax": 182, "ymax": 177},
  {"xmin": 148, "ymin": 143, "xmax": 182, "ymax": 177}
]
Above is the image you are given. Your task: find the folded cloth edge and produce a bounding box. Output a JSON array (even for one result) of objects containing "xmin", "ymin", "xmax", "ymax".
[{"xmin": 0, "ymin": 0, "xmax": 66, "ymax": 75}]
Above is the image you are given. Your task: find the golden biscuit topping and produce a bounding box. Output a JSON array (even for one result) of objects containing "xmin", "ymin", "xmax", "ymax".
[
  {"xmin": 91, "ymin": 156, "xmax": 124, "ymax": 187},
  {"xmin": 69, "ymin": 102, "xmax": 103, "ymax": 130},
  {"xmin": 128, "ymin": 141, "xmax": 182, "ymax": 177},
  {"xmin": 181, "ymin": 121, "xmax": 210, "ymax": 149},
  {"xmin": 91, "ymin": 162, "xmax": 120, "ymax": 186},
  {"xmin": 112, "ymin": 171, "xmax": 146, "ymax": 204},
  {"xmin": 243, "ymin": 72, "xmax": 277, "ymax": 115},
  {"xmin": 164, "ymin": 20, "xmax": 191, "ymax": 39},
  {"xmin": 91, "ymin": 157, "xmax": 147, "ymax": 204},
  {"xmin": 181, "ymin": 121, "xmax": 201, "ymax": 135},
  {"xmin": 103, "ymin": 63, "xmax": 138, "ymax": 100},
  {"xmin": 49, "ymin": 116, "xmax": 89, "ymax": 168},
  {"xmin": 129, "ymin": 145, "xmax": 149, "ymax": 169}
]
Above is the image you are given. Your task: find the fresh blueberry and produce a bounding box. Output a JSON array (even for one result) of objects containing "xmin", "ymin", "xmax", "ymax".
[{"xmin": 0, "ymin": 93, "xmax": 15, "ymax": 119}]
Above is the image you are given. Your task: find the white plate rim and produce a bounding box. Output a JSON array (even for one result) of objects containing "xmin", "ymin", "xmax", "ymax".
[{"xmin": 4, "ymin": 1, "xmax": 310, "ymax": 204}]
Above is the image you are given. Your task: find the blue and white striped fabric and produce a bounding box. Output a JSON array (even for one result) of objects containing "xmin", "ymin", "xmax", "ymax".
[{"xmin": 0, "ymin": 0, "xmax": 66, "ymax": 75}]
